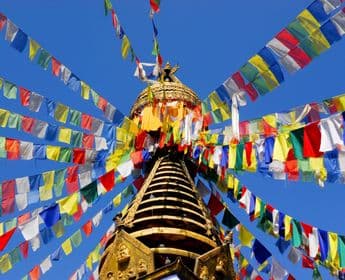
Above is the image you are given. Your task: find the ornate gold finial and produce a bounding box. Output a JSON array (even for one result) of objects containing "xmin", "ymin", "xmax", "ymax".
[{"xmin": 159, "ymin": 62, "xmax": 180, "ymax": 83}]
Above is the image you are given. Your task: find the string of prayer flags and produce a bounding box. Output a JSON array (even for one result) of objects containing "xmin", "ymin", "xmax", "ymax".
[
  {"xmin": 209, "ymin": 170, "xmax": 345, "ymax": 275},
  {"xmin": 0, "ymin": 12, "xmax": 124, "ymax": 124},
  {"xmin": 201, "ymin": 1, "xmax": 345, "ymax": 128},
  {"xmin": 0, "ymin": 107, "xmax": 108, "ymax": 151}
]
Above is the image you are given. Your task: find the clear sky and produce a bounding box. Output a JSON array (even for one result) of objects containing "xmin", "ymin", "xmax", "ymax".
[{"xmin": 1, "ymin": 1, "xmax": 345, "ymax": 279}]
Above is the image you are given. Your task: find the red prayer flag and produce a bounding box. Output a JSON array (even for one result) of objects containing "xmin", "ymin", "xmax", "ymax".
[
  {"xmin": 285, "ymin": 149, "xmax": 299, "ymax": 181},
  {"xmin": 244, "ymin": 83, "xmax": 258, "ymax": 101},
  {"xmin": 150, "ymin": 0, "xmax": 160, "ymax": 12},
  {"xmin": 20, "ymin": 87, "xmax": 31, "ymax": 106},
  {"xmin": 276, "ymin": 29, "xmax": 299, "ymax": 49},
  {"xmin": 301, "ymin": 222, "xmax": 313, "ymax": 236},
  {"xmin": 2, "ymin": 197, "xmax": 15, "ymax": 214},
  {"xmin": 82, "ymin": 220, "xmax": 93, "ymax": 237},
  {"xmin": 19, "ymin": 240, "xmax": 29, "ymax": 258},
  {"xmin": 244, "ymin": 142, "xmax": 253, "ymax": 167},
  {"xmin": 302, "ymin": 255, "xmax": 315, "ymax": 269},
  {"xmin": 303, "ymin": 122, "xmax": 323, "ymax": 157},
  {"xmin": 18, "ymin": 213, "xmax": 31, "ymax": 225},
  {"xmin": 288, "ymin": 47, "xmax": 312, "ymax": 68},
  {"xmin": 133, "ymin": 176, "xmax": 145, "ymax": 190},
  {"xmin": 66, "ymin": 165, "xmax": 78, "ymax": 183},
  {"xmin": 207, "ymin": 194, "xmax": 224, "ymax": 217},
  {"xmin": 97, "ymin": 96, "xmax": 108, "ymax": 112},
  {"xmin": 6, "ymin": 138, "xmax": 20, "ymax": 159},
  {"xmin": 73, "ymin": 148, "xmax": 86, "ymax": 164},
  {"xmin": 111, "ymin": 9, "xmax": 118, "ymax": 28},
  {"xmin": 83, "ymin": 134, "xmax": 94, "ymax": 149},
  {"xmin": 135, "ymin": 131, "xmax": 147, "ymax": 150},
  {"xmin": 99, "ymin": 170, "xmax": 115, "ymax": 192},
  {"xmin": 0, "ymin": 228, "xmax": 16, "ymax": 251},
  {"xmin": 203, "ymin": 112, "xmax": 213, "ymax": 127},
  {"xmin": 287, "ymin": 274, "xmax": 295, "ymax": 280},
  {"xmin": 51, "ymin": 57, "xmax": 61, "ymax": 77},
  {"xmin": 130, "ymin": 150, "xmax": 143, "ymax": 166},
  {"xmin": 0, "ymin": 13, "xmax": 7, "ymax": 31},
  {"xmin": 66, "ymin": 180, "xmax": 79, "ymax": 194},
  {"xmin": 81, "ymin": 114, "xmax": 92, "ymax": 130},
  {"xmin": 29, "ymin": 265, "xmax": 41, "ymax": 280},
  {"xmin": 2, "ymin": 180, "xmax": 15, "ymax": 200},
  {"xmin": 22, "ymin": 116, "xmax": 35, "ymax": 133},
  {"xmin": 73, "ymin": 204, "xmax": 83, "ymax": 222}
]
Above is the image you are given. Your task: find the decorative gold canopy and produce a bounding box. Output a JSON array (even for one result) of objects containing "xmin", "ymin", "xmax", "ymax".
[{"xmin": 130, "ymin": 63, "xmax": 200, "ymax": 117}]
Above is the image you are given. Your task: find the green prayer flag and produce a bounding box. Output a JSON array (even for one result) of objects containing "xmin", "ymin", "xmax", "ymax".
[
  {"xmin": 0, "ymin": 137, "xmax": 6, "ymax": 158},
  {"xmin": 3, "ymin": 81, "xmax": 17, "ymax": 99},
  {"xmin": 63, "ymin": 214, "xmax": 74, "ymax": 226},
  {"xmin": 52, "ymin": 220, "xmax": 65, "ymax": 238},
  {"xmin": 80, "ymin": 181, "xmax": 98, "ymax": 203},
  {"xmin": 104, "ymin": 0, "xmax": 112, "ymax": 15},
  {"xmin": 123, "ymin": 184, "xmax": 134, "ymax": 198},
  {"xmin": 201, "ymin": 100, "xmax": 211, "ymax": 114},
  {"xmin": 292, "ymin": 219, "xmax": 302, "ymax": 247},
  {"xmin": 91, "ymin": 89, "xmax": 100, "ymax": 106},
  {"xmin": 22, "ymin": 276, "xmax": 28, "ymax": 280},
  {"xmin": 54, "ymin": 169, "xmax": 66, "ymax": 197},
  {"xmin": 312, "ymin": 266, "xmax": 322, "ymax": 280},
  {"xmin": 69, "ymin": 110, "xmax": 82, "ymax": 126},
  {"xmin": 222, "ymin": 208, "xmax": 239, "ymax": 229},
  {"xmin": 71, "ymin": 131, "xmax": 83, "ymax": 147},
  {"xmin": 235, "ymin": 143, "xmax": 244, "ymax": 171},
  {"xmin": 290, "ymin": 127, "xmax": 304, "ymax": 160},
  {"xmin": 339, "ymin": 235, "xmax": 345, "ymax": 268},
  {"xmin": 300, "ymin": 38, "xmax": 319, "ymax": 59},
  {"xmin": 152, "ymin": 38, "xmax": 159, "ymax": 56},
  {"xmin": 71, "ymin": 229, "xmax": 82, "ymax": 248},
  {"xmin": 58, "ymin": 148, "xmax": 72, "ymax": 163},
  {"xmin": 211, "ymin": 109, "xmax": 222, "ymax": 124},
  {"xmin": 287, "ymin": 20, "xmax": 309, "ymax": 42},
  {"xmin": 0, "ymin": 78, "xmax": 3, "ymax": 89},
  {"xmin": 252, "ymin": 75, "xmax": 270, "ymax": 95},
  {"xmin": 8, "ymin": 113, "xmax": 21, "ymax": 129},
  {"xmin": 9, "ymin": 247, "xmax": 21, "ymax": 265},
  {"xmin": 5, "ymin": 218, "xmax": 17, "ymax": 232},
  {"xmin": 121, "ymin": 35, "xmax": 130, "ymax": 59},
  {"xmin": 37, "ymin": 49, "xmax": 52, "ymax": 70},
  {"xmin": 240, "ymin": 62, "xmax": 259, "ymax": 83}
]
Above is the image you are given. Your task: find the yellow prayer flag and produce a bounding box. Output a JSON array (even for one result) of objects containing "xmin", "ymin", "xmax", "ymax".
[
  {"xmin": 58, "ymin": 127, "xmax": 72, "ymax": 144},
  {"xmin": 121, "ymin": 203, "xmax": 129, "ymax": 216},
  {"xmin": 239, "ymin": 225, "xmax": 254, "ymax": 247},
  {"xmin": 0, "ymin": 79, "xmax": 3, "ymax": 89},
  {"xmin": 91, "ymin": 245, "xmax": 101, "ymax": 263},
  {"xmin": 310, "ymin": 29, "xmax": 331, "ymax": 54},
  {"xmin": 254, "ymin": 197, "xmax": 262, "ymax": 220},
  {"xmin": 209, "ymin": 91, "xmax": 223, "ymax": 111},
  {"xmin": 0, "ymin": 223, "xmax": 3, "ymax": 236},
  {"xmin": 240, "ymin": 255, "xmax": 249, "ymax": 268},
  {"xmin": 29, "ymin": 39, "xmax": 40, "ymax": 61},
  {"xmin": 54, "ymin": 103, "xmax": 69, "ymax": 123},
  {"xmin": 262, "ymin": 114, "xmax": 277, "ymax": 128},
  {"xmin": 81, "ymin": 81, "xmax": 90, "ymax": 100},
  {"xmin": 0, "ymin": 109, "xmax": 10, "ymax": 128},
  {"xmin": 0, "ymin": 254, "xmax": 12, "ymax": 273},
  {"xmin": 86, "ymin": 255, "xmax": 93, "ymax": 271},
  {"xmin": 227, "ymin": 174, "xmax": 239, "ymax": 190},
  {"xmin": 273, "ymin": 133, "xmax": 290, "ymax": 162},
  {"xmin": 121, "ymin": 35, "xmax": 130, "ymax": 59},
  {"xmin": 261, "ymin": 70, "xmax": 279, "ymax": 90},
  {"xmin": 39, "ymin": 186, "xmax": 53, "ymax": 201},
  {"xmin": 309, "ymin": 157, "xmax": 327, "ymax": 183},
  {"xmin": 284, "ymin": 215, "xmax": 292, "ymax": 240},
  {"xmin": 228, "ymin": 144, "xmax": 237, "ymax": 169},
  {"xmin": 61, "ymin": 239, "xmax": 73, "ymax": 255},
  {"xmin": 46, "ymin": 146, "xmax": 61, "ymax": 161},
  {"xmin": 329, "ymin": 232, "xmax": 338, "ymax": 262},
  {"xmin": 58, "ymin": 192, "xmax": 79, "ymax": 215},
  {"xmin": 297, "ymin": 9, "xmax": 321, "ymax": 34},
  {"xmin": 43, "ymin": 171, "xmax": 55, "ymax": 188},
  {"xmin": 242, "ymin": 147, "xmax": 257, "ymax": 172},
  {"xmin": 249, "ymin": 55, "xmax": 270, "ymax": 74}
]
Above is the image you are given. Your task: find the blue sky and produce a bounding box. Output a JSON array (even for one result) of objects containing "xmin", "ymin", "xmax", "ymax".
[{"xmin": 1, "ymin": 0, "xmax": 345, "ymax": 279}]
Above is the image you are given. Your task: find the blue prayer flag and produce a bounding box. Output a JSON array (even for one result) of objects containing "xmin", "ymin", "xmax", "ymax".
[
  {"xmin": 10, "ymin": 29, "xmax": 28, "ymax": 52},
  {"xmin": 39, "ymin": 204, "xmax": 61, "ymax": 227}
]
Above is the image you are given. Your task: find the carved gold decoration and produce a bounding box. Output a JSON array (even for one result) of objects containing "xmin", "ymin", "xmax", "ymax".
[
  {"xmin": 194, "ymin": 244, "xmax": 236, "ymax": 280},
  {"xmin": 99, "ymin": 230, "xmax": 154, "ymax": 280}
]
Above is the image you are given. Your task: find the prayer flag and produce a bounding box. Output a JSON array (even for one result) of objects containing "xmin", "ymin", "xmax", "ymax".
[
  {"xmin": 121, "ymin": 35, "xmax": 130, "ymax": 59},
  {"xmin": 29, "ymin": 39, "xmax": 40, "ymax": 61},
  {"xmin": 0, "ymin": 228, "xmax": 16, "ymax": 251},
  {"xmin": 150, "ymin": 0, "xmax": 160, "ymax": 12},
  {"xmin": 51, "ymin": 57, "xmax": 61, "ymax": 76},
  {"xmin": 39, "ymin": 204, "xmax": 61, "ymax": 227},
  {"xmin": 10, "ymin": 29, "xmax": 28, "ymax": 52}
]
